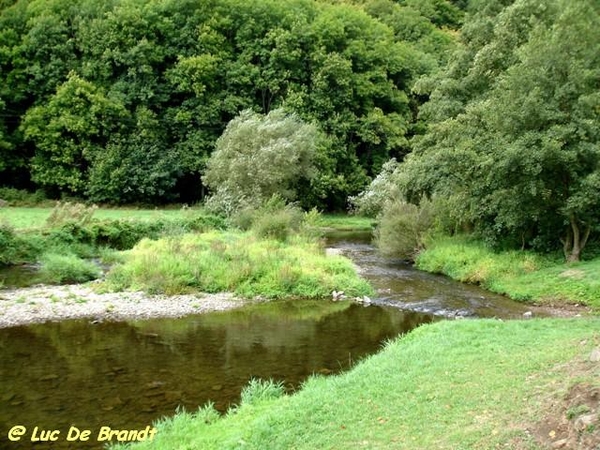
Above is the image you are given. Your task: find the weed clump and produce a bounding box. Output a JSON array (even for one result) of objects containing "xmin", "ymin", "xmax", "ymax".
[
  {"xmin": 106, "ymin": 231, "xmax": 372, "ymax": 298},
  {"xmin": 39, "ymin": 252, "xmax": 102, "ymax": 284},
  {"xmin": 240, "ymin": 379, "xmax": 285, "ymax": 406},
  {"xmin": 46, "ymin": 202, "xmax": 98, "ymax": 228}
]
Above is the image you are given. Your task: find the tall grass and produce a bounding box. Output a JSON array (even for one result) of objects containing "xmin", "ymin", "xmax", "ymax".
[
  {"xmin": 416, "ymin": 235, "xmax": 600, "ymax": 308},
  {"xmin": 106, "ymin": 231, "xmax": 373, "ymax": 298},
  {"xmin": 39, "ymin": 252, "xmax": 102, "ymax": 284}
]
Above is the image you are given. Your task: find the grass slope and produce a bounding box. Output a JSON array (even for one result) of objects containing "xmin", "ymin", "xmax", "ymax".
[
  {"xmin": 416, "ymin": 235, "xmax": 600, "ymax": 310},
  {"xmin": 115, "ymin": 318, "xmax": 600, "ymax": 450}
]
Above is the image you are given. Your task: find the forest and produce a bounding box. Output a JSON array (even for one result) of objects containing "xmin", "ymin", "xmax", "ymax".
[{"xmin": 0, "ymin": 0, "xmax": 598, "ymax": 260}]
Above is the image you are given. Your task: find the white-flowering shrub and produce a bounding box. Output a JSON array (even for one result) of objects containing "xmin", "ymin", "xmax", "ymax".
[{"xmin": 349, "ymin": 158, "xmax": 400, "ymax": 217}]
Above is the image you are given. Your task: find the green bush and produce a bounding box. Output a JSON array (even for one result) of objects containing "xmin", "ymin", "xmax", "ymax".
[
  {"xmin": 203, "ymin": 109, "xmax": 320, "ymax": 216},
  {"xmin": 0, "ymin": 188, "xmax": 49, "ymax": 206},
  {"xmin": 0, "ymin": 223, "xmax": 42, "ymax": 265},
  {"xmin": 251, "ymin": 206, "xmax": 304, "ymax": 242},
  {"xmin": 230, "ymin": 196, "xmax": 310, "ymax": 242},
  {"xmin": 106, "ymin": 231, "xmax": 373, "ymax": 298},
  {"xmin": 375, "ymin": 199, "xmax": 435, "ymax": 260},
  {"xmin": 0, "ymin": 223, "xmax": 19, "ymax": 265},
  {"xmin": 39, "ymin": 252, "xmax": 102, "ymax": 284}
]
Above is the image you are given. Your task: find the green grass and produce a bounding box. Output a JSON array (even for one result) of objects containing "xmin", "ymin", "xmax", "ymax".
[
  {"xmin": 113, "ymin": 318, "xmax": 600, "ymax": 450},
  {"xmin": 38, "ymin": 252, "xmax": 102, "ymax": 284},
  {"xmin": 106, "ymin": 231, "xmax": 373, "ymax": 298},
  {"xmin": 316, "ymin": 214, "xmax": 375, "ymax": 231},
  {"xmin": 416, "ymin": 235, "xmax": 600, "ymax": 309},
  {"xmin": 0, "ymin": 206, "xmax": 193, "ymax": 230}
]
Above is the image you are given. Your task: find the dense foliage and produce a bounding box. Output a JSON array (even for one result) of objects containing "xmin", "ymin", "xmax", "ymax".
[
  {"xmin": 363, "ymin": 0, "xmax": 599, "ymax": 261},
  {"xmin": 203, "ymin": 109, "xmax": 319, "ymax": 215},
  {"xmin": 0, "ymin": 0, "xmax": 459, "ymax": 207}
]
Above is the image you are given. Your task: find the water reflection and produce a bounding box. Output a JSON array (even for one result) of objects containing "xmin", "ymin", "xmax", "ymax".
[{"xmin": 0, "ymin": 300, "xmax": 433, "ymax": 449}]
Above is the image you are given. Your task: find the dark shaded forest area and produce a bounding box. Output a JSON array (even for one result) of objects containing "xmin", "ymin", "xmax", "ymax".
[{"xmin": 0, "ymin": 0, "xmax": 461, "ymax": 207}]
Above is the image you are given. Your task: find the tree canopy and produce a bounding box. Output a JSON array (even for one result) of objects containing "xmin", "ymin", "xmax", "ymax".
[
  {"xmin": 390, "ymin": 0, "xmax": 600, "ymax": 260},
  {"xmin": 0, "ymin": 0, "xmax": 458, "ymax": 206}
]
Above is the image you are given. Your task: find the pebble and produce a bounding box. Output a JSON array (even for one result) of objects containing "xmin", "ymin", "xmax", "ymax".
[{"xmin": 0, "ymin": 285, "xmax": 246, "ymax": 328}]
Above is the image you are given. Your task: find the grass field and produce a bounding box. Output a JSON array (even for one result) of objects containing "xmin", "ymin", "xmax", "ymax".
[
  {"xmin": 0, "ymin": 206, "xmax": 188, "ymax": 229},
  {"xmin": 0, "ymin": 207, "xmax": 375, "ymax": 231},
  {"xmin": 113, "ymin": 318, "xmax": 600, "ymax": 450},
  {"xmin": 416, "ymin": 235, "xmax": 600, "ymax": 310}
]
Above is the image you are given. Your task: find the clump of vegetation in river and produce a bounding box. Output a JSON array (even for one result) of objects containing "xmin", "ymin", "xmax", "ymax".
[
  {"xmin": 105, "ymin": 229, "xmax": 372, "ymax": 298},
  {"xmin": 110, "ymin": 318, "xmax": 600, "ymax": 450},
  {"xmin": 38, "ymin": 252, "xmax": 102, "ymax": 284},
  {"xmin": 417, "ymin": 235, "xmax": 600, "ymax": 309}
]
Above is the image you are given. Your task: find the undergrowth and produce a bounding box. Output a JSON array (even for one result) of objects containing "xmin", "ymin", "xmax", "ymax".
[
  {"xmin": 416, "ymin": 235, "xmax": 600, "ymax": 309},
  {"xmin": 105, "ymin": 231, "xmax": 373, "ymax": 298}
]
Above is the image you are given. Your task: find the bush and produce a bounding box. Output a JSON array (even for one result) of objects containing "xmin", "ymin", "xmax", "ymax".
[
  {"xmin": 349, "ymin": 158, "xmax": 400, "ymax": 217},
  {"xmin": 46, "ymin": 201, "xmax": 97, "ymax": 227},
  {"xmin": 0, "ymin": 223, "xmax": 19, "ymax": 265},
  {"xmin": 39, "ymin": 252, "xmax": 102, "ymax": 284},
  {"xmin": 0, "ymin": 187, "xmax": 49, "ymax": 206},
  {"xmin": 203, "ymin": 108, "xmax": 320, "ymax": 216},
  {"xmin": 375, "ymin": 199, "xmax": 435, "ymax": 260},
  {"xmin": 230, "ymin": 196, "xmax": 309, "ymax": 242}
]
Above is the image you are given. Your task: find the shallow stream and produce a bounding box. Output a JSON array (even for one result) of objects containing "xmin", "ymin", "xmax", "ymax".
[{"xmin": 0, "ymin": 233, "xmax": 531, "ymax": 449}]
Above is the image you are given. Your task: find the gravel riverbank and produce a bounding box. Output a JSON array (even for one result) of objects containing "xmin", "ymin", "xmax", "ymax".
[{"xmin": 0, "ymin": 284, "xmax": 247, "ymax": 328}]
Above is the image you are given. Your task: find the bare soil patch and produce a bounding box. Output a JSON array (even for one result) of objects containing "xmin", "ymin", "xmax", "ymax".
[{"xmin": 512, "ymin": 349, "xmax": 600, "ymax": 450}]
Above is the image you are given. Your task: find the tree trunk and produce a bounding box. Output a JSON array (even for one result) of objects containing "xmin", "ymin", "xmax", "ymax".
[{"xmin": 562, "ymin": 214, "xmax": 591, "ymax": 263}]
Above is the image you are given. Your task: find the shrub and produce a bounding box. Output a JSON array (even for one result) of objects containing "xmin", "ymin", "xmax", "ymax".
[
  {"xmin": 0, "ymin": 187, "xmax": 49, "ymax": 206},
  {"xmin": 39, "ymin": 252, "xmax": 102, "ymax": 284},
  {"xmin": 230, "ymin": 196, "xmax": 308, "ymax": 242},
  {"xmin": 0, "ymin": 223, "xmax": 19, "ymax": 265},
  {"xmin": 349, "ymin": 158, "xmax": 401, "ymax": 217},
  {"xmin": 203, "ymin": 108, "xmax": 320, "ymax": 216},
  {"xmin": 375, "ymin": 199, "xmax": 435, "ymax": 260},
  {"xmin": 45, "ymin": 201, "xmax": 97, "ymax": 228},
  {"xmin": 251, "ymin": 205, "xmax": 304, "ymax": 242}
]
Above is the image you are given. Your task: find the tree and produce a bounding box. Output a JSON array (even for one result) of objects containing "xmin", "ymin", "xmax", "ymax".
[
  {"xmin": 21, "ymin": 73, "xmax": 127, "ymax": 194},
  {"xmin": 203, "ymin": 108, "xmax": 320, "ymax": 215},
  {"xmin": 397, "ymin": 0, "xmax": 600, "ymax": 261}
]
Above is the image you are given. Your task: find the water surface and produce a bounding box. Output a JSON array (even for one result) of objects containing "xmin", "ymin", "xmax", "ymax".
[{"xmin": 0, "ymin": 300, "xmax": 433, "ymax": 449}]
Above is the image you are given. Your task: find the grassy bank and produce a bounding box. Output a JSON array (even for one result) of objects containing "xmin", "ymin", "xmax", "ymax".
[
  {"xmin": 1, "ymin": 206, "xmax": 373, "ymax": 293},
  {"xmin": 0, "ymin": 206, "xmax": 199, "ymax": 230},
  {"xmin": 106, "ymin": 231, "xmax": 373, "ymax": 298},
  {"xmin": 416, "ymin": 235, "xmax": 600, "ymax": 310},
  {"xmin": 0, "ymin": 207, "xmax": 375, "ymax": 232},
  {"xmin": 113, "ymin": 318, "xmax": 600, "ymax": 449}
]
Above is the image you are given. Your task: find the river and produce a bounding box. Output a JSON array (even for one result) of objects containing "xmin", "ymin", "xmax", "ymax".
[{"xmin": 0, "ymin": 233, "xmax": 530, "ymax": 449}]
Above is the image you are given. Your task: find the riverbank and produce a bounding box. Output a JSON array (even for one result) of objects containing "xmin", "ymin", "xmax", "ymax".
[
  {"xmin": 0, "ymin": 284, "xmax": 247, "ymax": 328},
  {"xmin": 112, "ymin": 317, "xmax": 600, "ymax": 450},
  {"xmin": 416, "ymin": 235, "xmax": 600, "ymax": 312}
]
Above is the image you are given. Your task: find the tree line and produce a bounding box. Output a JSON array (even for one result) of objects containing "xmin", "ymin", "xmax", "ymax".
[
  {"xmin": 359, "ymin": 0, "xmax": 599, "ymax": 261},
  {"xmin": 0, "ymin": 0, "xmax": 462, "ymax": 207}
]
